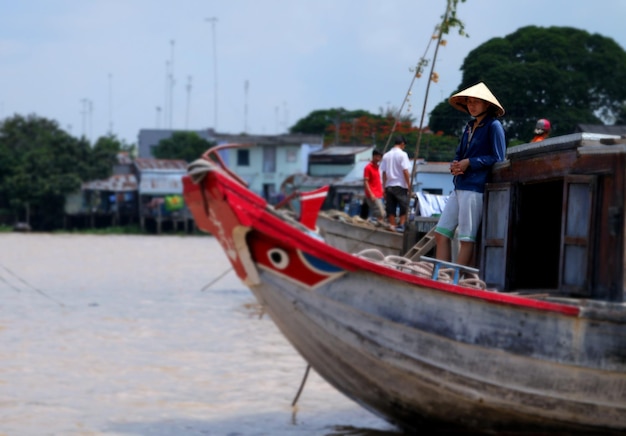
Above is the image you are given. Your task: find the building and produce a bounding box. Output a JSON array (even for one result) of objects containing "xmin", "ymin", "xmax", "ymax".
[
  {"xmin": 64, "ymin": 155, "xmax": 190, "ymax": 233},
  {"xmin": 64, "ymin": 153, "xmax": 138, "ymax": 228},
  {"xmin": 134, "ymin": 158, "xmax": 189, "ymax": 233},
  {"xmin": 280, "ymin": 146, "xmax": 455, "ymax": 214},
  {"xmin": 137, "ymin": 128, "xmax": 217, "ymax": 159},
  {"xmin": 213, "ymin": 133, "xmax": 323, "ymax": 203},
  {"xmin": 413, "ymin": 161, "xmax": 454, "ymax": 195},
  {"xmin": 138, "ymin": 128, "xmax": 323, "ymax": 203}
]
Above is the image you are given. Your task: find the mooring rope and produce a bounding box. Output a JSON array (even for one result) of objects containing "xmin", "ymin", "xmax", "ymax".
[
  {"xmin": 200, "ymin": 267, "xmax": 233, "ymax": 292},
  {"xmin": 354, "ymin": 248, "xmax": 487, "ymax": 290},
  {"xmin": 291, "ymin": 364, "xmax": 311, "ymax": 407},
  {"xmin": 0, "ymin": 263, "xmax": 66, "ymax": 307},
  {"xmin": 319, "ymin": 210, "xmax": 397, "ymax": 232}
]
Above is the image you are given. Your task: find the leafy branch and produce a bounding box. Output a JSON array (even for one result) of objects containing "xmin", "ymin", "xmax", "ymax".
[{"xmin": 384, "ymin": 0, "xmax": 468, "ymax": 189}]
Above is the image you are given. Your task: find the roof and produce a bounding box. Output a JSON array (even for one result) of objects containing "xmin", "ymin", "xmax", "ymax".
[
  {"xmin": 138, "ymin": 129, "xmax": 324, "ymax": 158},
  {"xmin": 134, "ymin": 158, "xmax": 188, "ymax": 172},
  {"xmin": 82, "ymin": 174, "xmax": 137, "ymax": 192},
  {"xmin": 342, "ymin": 161, "xmax": 368, "ymax": 183},
  {"xmin": 503, "ymin": 132, "xmax": 625, "ymax": 162},
  {"xmin": 416, "ymin": 162, "xmax": 452, "ymax": 174},
  {"xmin": 310, "ymin": 145, "xmax": 372, "ymax": 156},
  {"xmin": 575, "ymin": 124, "xmax": 626, "ymax": 136},
  {"xmin": 115, "ymin": 152, "xmax": 133, "ymax": 165},
  {"xmin": 215, "ymin": 132, "xmax": 323, "ymax": 146}
]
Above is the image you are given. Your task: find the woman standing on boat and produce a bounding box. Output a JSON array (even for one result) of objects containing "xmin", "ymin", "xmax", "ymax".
[{"xmin": 434, "ymin": 82, "xmax": 506, "ymax": 266}]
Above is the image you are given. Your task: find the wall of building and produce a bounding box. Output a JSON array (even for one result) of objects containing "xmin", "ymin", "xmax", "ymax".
[{"xmin": 223, "ymin": 141, "xmax": 322, "ymax": 201}]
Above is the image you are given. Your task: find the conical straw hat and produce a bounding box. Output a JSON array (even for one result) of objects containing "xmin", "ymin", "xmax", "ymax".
[{"xmin": 448, "ymin": 82, "xmax": 505, "ymax": 117}]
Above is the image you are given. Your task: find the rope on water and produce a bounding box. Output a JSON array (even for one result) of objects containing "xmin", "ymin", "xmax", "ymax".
[
  {"xmin": 0, "ymin": 264, "xmax": 65, "ymax": 307},
  {"xmin": 0, "ymin": 274, "xmax": 22, "ymax": 293},
  {"xmin": 200, "ymin": 267, "xmax": 233, "ymax": 292}
]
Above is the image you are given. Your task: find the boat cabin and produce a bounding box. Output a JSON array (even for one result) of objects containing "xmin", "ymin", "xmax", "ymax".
[{"xmin": 480, "ymin": 133, "xmax": 625, "ymax": 302}]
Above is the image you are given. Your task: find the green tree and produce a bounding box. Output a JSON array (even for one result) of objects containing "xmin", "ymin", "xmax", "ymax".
[
  {"xmin": 288, "ymin": 107, "xmax": 459, "ymax": 161},
  {"xmin": 289, "ymin": 108, "xmax": 376, "ymax": 135},
  {"xmin": 289, "ymin": 107, "xmax": 414, "ymax": 148},
  {"xmin": 152, "ymin": 131, "xmax": 214, "ymax": 162},
  {"xmin": 0, "ymin": 115, "xmax": 111, "ymax": 229},
  {"xmin": 88, "ymin": 134, "xmax": 130, "ymax": 180},
  {"xmin": 0, "ymin": 114, "xmax": 127, "ymax": 230},
  {"xmin": 429, "ymin": 26, "xmax": 626, "ymax": 141}
]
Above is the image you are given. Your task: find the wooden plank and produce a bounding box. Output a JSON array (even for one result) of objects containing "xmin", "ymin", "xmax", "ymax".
[{"xmin": 405, "ymin": 227, "xmax": 437, "ymax": 261}]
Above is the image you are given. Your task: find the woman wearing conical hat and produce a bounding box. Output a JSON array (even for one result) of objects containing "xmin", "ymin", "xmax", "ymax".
[{"xmin": 434, "ymin": 82, "xmax": 506, "ymax": 267}]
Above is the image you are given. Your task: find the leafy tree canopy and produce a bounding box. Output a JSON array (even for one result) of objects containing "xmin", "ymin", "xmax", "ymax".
[
  {"xmin": 429, "ymin": 26, "xmax": 626, "ymax": 141},
  {"xmin": 289, "ymin": 106, "xmax": 459, "ymax": 161},
  {"xmin": 152, "ymin": 131, "xmax": 214, "ymax": 162},
  {"xmin": 0, "ymin": 114, "xmax": 126, "ymax": 229}
]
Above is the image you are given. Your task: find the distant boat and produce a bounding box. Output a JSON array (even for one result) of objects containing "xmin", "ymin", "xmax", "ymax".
[
  {"xmin": 316, "ymin": 210, "xmax": 405, "ymax": 256},
  {"xmin": 183, "ymin": 135, "xmax": 626, "ymax": 434},
  {"xmin": 314, "ymin": 194, "xmax": 444, "ymax": 257}
]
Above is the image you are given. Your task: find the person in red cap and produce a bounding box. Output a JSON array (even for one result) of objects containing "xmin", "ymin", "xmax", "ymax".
[
  {"xmin": 531, "ymin": 119, "xmax": 551, "ymax": 142},
  {"xmin": 434, "ymin": 82, "xmax": 506, "ymax": 266}
]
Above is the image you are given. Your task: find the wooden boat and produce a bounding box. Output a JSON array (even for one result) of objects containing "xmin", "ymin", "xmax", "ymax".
[
  {"xmin": 182, "ymin": 135, "xmax": 626, "ymax": 434},
  {"xmin": 315, "ymin": 208, "xmax": 440, "ymax": 257},
  {"xmin": 315, "ymin": 210, "xmax": 404, "ymax": 256}
]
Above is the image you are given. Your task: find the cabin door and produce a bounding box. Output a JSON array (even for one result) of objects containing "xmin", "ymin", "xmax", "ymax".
[
  {"xmin": 480, "ymin": 183, "xmax": 513, "ymax": 289},
  {"xmin": 559, "ymin": 175, "xmax": 596, "ymax": 296}
]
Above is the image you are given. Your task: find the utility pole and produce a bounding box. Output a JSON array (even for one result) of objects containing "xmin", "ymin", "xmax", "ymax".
[
  {"xmin": 108, "ymin": 73, "xmax": 113, "ymax": 134},
  {"xmin": 169, "ymin": 39, "xmax": 175, "ymax": 129},
  {"xmin": 205, "ymin": 17, "xmax": 218, "ymax": 130},
  {"xmin": 88, "ymin": 99, "xmax": 93, "ymax": 141},
  {"xmin": 186, "ymin": 76, "xmax": 192, "ymax": 129},
  {"xmin": 164, "ymin": 60, "xmax": 170, "ymax": 129},
  {"xmin": 80, "ymin": 98, "xmax": 86, "ymax": 138},
  {"xmin": 244, "ymin": 80, "xmax": 249, "ymax": 133}
]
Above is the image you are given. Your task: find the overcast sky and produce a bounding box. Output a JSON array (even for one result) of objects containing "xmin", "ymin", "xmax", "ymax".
[{"xmin": 2, "ymin": 0, "xmax": 625, "ymax": 145}]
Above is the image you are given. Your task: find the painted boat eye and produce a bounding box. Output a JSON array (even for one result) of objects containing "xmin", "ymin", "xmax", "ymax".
[{"xmin": 268, "ymin": 248, "xmax": 289, "ymax": 269}]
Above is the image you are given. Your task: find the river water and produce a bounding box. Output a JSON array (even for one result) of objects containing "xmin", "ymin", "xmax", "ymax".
[{"xmin": 0, "ymin": 234, "xmax": 399, "ymax": 436}]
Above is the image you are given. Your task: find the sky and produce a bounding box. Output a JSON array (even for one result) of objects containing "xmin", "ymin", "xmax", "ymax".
[{"xmin": 2, "ymin": 0, "xmax": 626, "ymax": 146}]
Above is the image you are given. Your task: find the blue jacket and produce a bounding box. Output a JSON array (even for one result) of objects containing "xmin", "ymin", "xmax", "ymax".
[{"xmin": 453, "ymin": 116, "xmax": 506, "ymax": 193}]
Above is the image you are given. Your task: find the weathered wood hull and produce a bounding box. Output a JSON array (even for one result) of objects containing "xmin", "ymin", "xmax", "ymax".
[
  {"xmin": 183, "ymin": 150, "xmax": 626, "ymax": 434},
  {"xmin": 251, "ymin": 270, "xmax": 626, "ymax": 433}
]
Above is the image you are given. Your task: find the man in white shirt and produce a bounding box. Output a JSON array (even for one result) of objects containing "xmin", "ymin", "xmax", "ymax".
[{"xmin": 381, "ymin": 135, "xmax": 411, "ymax": 232}]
